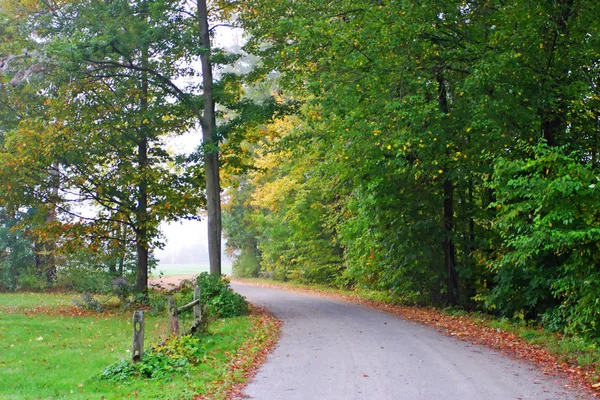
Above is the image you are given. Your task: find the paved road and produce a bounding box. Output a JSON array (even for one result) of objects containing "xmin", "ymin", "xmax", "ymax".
[{"xmin": 232, "ymin": 283, "xmax": 588, "ymax": 400}]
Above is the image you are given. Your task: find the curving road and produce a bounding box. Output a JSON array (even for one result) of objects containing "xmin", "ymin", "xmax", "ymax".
[{"xmin": 232, "ymin": 282, "xmax": 588, "ymax": 400}]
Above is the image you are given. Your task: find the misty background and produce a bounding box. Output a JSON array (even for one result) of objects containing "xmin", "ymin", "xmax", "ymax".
[{"xmin": 153, "ymin": 26, "xmax": 243, "ymax": 277}]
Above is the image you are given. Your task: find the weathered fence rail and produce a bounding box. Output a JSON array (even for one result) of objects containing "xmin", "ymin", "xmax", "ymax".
[{"xmin": 131, "ymin": 284, "xmax": 203, "ymax": 363}]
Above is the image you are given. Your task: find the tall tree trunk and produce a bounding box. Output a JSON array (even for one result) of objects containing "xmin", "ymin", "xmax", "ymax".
[
  {"xmin": 134, "ymin": 134, "xmax": 149, "ymax": 294},
  {"xmin": 437, "ymin": 74, "xmax": 458, "ymax": 305},
  {"xmin": 118, "ymin": 220, "xmax": 127, "ymax": 276},
  {"xmin": 197, "ymin": 0, "xmax": 221, "ymax": 276},
  {"xmin": 539, "ymin": 0, "xmax": 574, "ymax": 147},
  {"xmin": 38, "ymin": 161, "xmax": 59, "ymax": 284},
  {"xmin": 135, "ymin": 24, "xmax": 150, "ymax": 295},
  {"xmin": 108, "ymin": 223, "xmax": 118, "ymax": 275},
  {"xmin": 443, "ymin": 178, "xmax": 458, "ymax": 305}
]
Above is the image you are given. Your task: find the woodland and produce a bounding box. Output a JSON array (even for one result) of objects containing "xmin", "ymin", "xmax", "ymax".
[{"xmin": 1, "ymin": 0, "xmax": 600, "ymax": 345}]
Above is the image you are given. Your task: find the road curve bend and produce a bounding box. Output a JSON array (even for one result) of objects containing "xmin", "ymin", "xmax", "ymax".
[{"xmin": 232, "ymin": 282, "xmax": 588, "ymax": 400}]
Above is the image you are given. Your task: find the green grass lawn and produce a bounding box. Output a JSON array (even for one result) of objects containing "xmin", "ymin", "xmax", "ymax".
[
  {"xmin": 0, "ymin": 292, "xmax": 77, "ymax": 309},
  {"xmin": 154, "ymin": 263, "xmax": 232, "ymax": 277},
  {"xmin": 0, "ymin": 292, "xmax": 275, "ymax": 399}
]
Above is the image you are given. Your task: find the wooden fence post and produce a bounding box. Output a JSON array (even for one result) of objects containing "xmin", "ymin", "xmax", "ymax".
[
  {"xmin": 168, "ymin": 296, "xmax": 179, "ymax": 336},
  {"xmin": 193, "ymin": 285, "xmax": 201, "ymax": 322},
  {"xmin": 132, "ymin": 310, "xmax": 144, "ymax": 363}
]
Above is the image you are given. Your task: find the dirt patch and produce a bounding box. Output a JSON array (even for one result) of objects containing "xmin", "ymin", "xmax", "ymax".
[{"xmin": 148, "ymin": 274, "xmax": 197, "ymax": 290}]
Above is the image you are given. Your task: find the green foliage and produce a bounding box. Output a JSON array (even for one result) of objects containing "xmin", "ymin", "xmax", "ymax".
[
  {"xmin": 195, "ymin": 272, "xmax": 248, "ymax": 318},
  {"xmin": 489, "ymin": 143, "xmax": 600, "ymax": 339},
  {"xmin": 0, "ymin": 209, "xmax": 35, "ymax": 291},
  {"xmin": 111, "ymin": 276, "xmax": 134, "ymax": 303},
  {"xmin": 16, "ymin": 271, "xmax": 49, "ymax": 292},
  {"xmin": 54, "ymin": 265, "xmax": 113, "ymax": 294},
  {"xmin": 74, "ymin": 292, "xmax": 106, "ymax": 312},
  {"xmin": 100, "ymin": 335, "xmax": 201, "ymax": 381},
  {"xmin": 231, "ymin": 251, "xmax": 262, "ymax": 278},
  {"xmin": 225, "ymin": 0, "xmax": 600, "ymax": 340}
]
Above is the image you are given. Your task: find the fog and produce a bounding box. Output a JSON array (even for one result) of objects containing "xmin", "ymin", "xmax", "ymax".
[
  {"xmin": 155, "ymin": 219, "xmax": 232, "ymax": 268},
  {"xmin": 154, "ymin": 26, "xmax": 240, "ymax": 271}
]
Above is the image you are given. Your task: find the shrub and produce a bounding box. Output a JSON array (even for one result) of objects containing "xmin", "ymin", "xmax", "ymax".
[
  {"xmin": 111, "ymin": 276, "xmax": 133, "ymax": 304},
  {"xmin": 195, "ymin": 272, "xmax": 248, "ymax": 318},
  {"xmin": 74, "ymin": 292, "xmax": 105, "ymax": 312},
  {"xmin": 54, "ymin": 265, "xmax": 113, "ymax": 293},
  {"xmin": 489, "ymin": 144, "xmax": 600, "ymax": 340},
  {"xmin": 17, "ymin": 272, "xmax": 49, "ymax": 291},
  {"xmin": 100, "ymin": 335, "xmax": 201, "ymax": 381}
]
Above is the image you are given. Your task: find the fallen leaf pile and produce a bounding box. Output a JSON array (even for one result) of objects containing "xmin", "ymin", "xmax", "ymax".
[{"xmin": 232, "ymin": 279, "xmax": 599, "ymax": 397}]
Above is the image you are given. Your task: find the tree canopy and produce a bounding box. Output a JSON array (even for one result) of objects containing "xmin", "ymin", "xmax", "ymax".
[
  {"xmin": 221, "ymin": 0, "xmax": 600, "ymax": 341},
  {"xmin": 1, "ymin": 0, "xmax": 599, "ymax": 341}
]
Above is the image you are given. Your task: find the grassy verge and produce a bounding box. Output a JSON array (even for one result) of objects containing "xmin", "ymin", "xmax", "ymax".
[
  {"xmin": 232, "ymin": 277, "xmax": 600, "ymax": 394},
  {"xmin": 0, "ymin": 292, "xmax": 279, "ymax": 399}
]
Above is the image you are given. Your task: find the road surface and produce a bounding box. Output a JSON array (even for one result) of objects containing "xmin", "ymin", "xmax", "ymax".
[{"xmin": 232, "ymin": 282, "xmax": 587, "ymax": 400}]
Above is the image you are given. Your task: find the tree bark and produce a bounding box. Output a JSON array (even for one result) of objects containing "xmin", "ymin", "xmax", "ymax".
[
  {"xmin": 134, "ymin": 133, "xmax": 149, "ymax": 294},
  {"xmin": 443, "ymin": 178, "xmax": 458, "ymax": 305},
  {"xmin": 38, "ymin": 162, "xmax": 59, "ymax": 284},
  {"xmin": 135, "ymin": 23, "xmax": 150, "ymax": 295},
  {"xmin": 118, "ymin": 220, "xmax": 127, "ymax": 276},
  {"xmin": 197, "ymin": 0, "xmax": 222, "ymax": 276},
  {"xmin": 437, "ymin": 74, "xmax": 458, "ymax": 305}
]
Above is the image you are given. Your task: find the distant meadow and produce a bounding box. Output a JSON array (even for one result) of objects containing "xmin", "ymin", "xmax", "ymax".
[{"xmin": 153, "ymin": 262, "xmax": 233, "ymax": 277}]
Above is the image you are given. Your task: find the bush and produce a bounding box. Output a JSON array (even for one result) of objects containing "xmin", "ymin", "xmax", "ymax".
[
  {"xmin": 55, "ymin": 265, "xmax": 113, "ymax": 293},
  {"xmin": 111, "ymin": 276, "xmax": 133, "ymax": 303},
  {"xmin": 195, "ymin": 272, "xmax": 248, "ymax": 318},
  {"xmin": 17, "ymin": 272, "xmax": 49, "ymax": 291},
  {"xmin": 100, "ymin": 335, "xmax": 201, "ymax": 381},
  {"xmin": 489, "ymin": 144, "xmax": 600, "ymax": 340},
  {"xmin": 73, "ymin": 292, "xmax": 105, "ymax": 312}
]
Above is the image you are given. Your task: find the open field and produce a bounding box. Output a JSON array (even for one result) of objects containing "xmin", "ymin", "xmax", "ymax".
[{"xmin": 154, "ymin": 262, "xmax": 232, "ymax": 277}]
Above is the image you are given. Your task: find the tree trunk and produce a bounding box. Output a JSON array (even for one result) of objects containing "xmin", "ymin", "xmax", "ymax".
[
  {"xmin": 443, "ymin": 178, "xmax": 458, "ymax": 305},
  {"xmin": 437, "ymin": 74, "xmax": 458, "ymax": 305},
  {"xmin": 38, "ymin": 161, "xmax": 59, "ymax": 284},
  {"xmin": 118, "ymin": 221, "xmax": 127, "ymax": 276},
  {"xmin": 135, "ymin": 27, "xmax": 150, "ymax": 295},
  {"xmin": 134, "ymin": 136, "xmax": 149, "ymax": 294},
  {"xmin": 197, "ymin": 0, "xmax": 221, "ymax": 276},
  {"xmin": 108, "ymin": 223, "xmax": 118, "ymax": 275},
  {"xmin": 539, "ymin": 0, "xmax": 574, "ymax": 147}
]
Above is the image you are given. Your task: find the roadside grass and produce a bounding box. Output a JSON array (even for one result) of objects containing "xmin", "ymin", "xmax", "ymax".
[
  {"xmin": 233, "ymin": 277, "xmax": 600, "ymax": 387},
  {"xmin": 0, "ymin": 291, "xmax": 279, "ymax": 399}
]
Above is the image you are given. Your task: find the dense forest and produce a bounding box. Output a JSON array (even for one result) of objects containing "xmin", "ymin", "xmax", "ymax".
[
  {"xmin": 1, "ymin": 0, "xmax": 599, "ymax": 342},
  {"xmin": 223, "ymin": 0, "xmax": 600, "ymax": 342}
]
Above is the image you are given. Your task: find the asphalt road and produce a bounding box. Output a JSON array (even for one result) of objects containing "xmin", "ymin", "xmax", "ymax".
[{"xmin": 231, "ymin": 282, "xmax": 588, "ymax": 400}]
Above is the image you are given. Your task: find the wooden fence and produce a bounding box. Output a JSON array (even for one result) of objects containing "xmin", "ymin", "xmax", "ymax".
[{"xmin": 131, "ymin": 285, "xmax": 203, "ymax": 363}]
